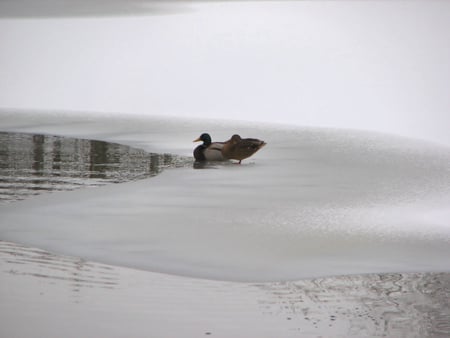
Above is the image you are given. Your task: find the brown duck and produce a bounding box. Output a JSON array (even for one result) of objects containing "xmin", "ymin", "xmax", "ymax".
[{"xmin": 221, "ymin": 134, "xmax": 266, "ymax": 164}]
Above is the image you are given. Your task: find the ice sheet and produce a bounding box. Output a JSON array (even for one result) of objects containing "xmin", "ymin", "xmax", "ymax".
[
  {"xmin": 1, "ymin": 112, "xmax": 450, "ymax": 282},
  {"xmin": 1, "ymin": 241, "xmax": 448, "ymax": 338}
]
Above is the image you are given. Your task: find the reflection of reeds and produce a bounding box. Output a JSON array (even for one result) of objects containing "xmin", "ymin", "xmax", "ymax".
[
  {"xmin": 0, "ymin": 132, "xmax": 190, "ymax": 204},
  {"xmin": 0, "ymin": 241, "xmax": 118, "ymax": 294}
]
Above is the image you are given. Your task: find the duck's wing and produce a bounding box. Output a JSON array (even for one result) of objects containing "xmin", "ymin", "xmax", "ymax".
[
  {"xmin": 211, "ymin": 141, "xmax": 225, "ymax": 148},
  {"xmin": 204, "ymin": 142, "xmax": 226, "ymax": 161},
  {"xmin": 237, "ymin": 138, "xmax": 266, "ymax": 151},
  {"xmin": 224, "ymin": 139, "xmax": 264, "ymax": 161}
]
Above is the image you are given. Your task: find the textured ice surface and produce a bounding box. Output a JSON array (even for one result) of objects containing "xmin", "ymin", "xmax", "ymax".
[
  {"xmin": 1, "ymin": 112, "xmax": 450, "ymax": 281},
  {"xmin": 1, "ymin": 241, "xmax": 449, "ymax": 338}
]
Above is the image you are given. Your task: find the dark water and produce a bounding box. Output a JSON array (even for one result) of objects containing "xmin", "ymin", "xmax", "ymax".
[{"xmin": 0, "ymin": 131, "xmax": 189, "ymax": 204}]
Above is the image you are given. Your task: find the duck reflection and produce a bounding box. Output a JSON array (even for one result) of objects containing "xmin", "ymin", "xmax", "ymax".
[{"xmin": 0, "ymin": 131, "xmax": 188, "ymax": 204}]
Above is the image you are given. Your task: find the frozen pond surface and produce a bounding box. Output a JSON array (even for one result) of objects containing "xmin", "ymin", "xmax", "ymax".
[
  {"xmin": 1, "ymin": 111, "xmax": 450, "ymax": 282},
  {"xmin": 2, "ymin": 0, "xmax": 450, "ymax": 336},
  {"xmin": 1, "ymin": 111, "xmax": 450, "ymax": 337},
  {"xmin": 1, "ymin": 240, "xmax": 449, "ymax": 338}
]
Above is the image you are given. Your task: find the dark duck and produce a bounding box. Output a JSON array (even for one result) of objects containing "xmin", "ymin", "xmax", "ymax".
[{"xmin": 193, "ymin": 133, "xmax": 226, "ymax": 162}]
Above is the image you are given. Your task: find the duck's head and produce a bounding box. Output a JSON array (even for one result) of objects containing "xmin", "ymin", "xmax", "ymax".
[
  {"xmin": 193, "ymin": 133, "xmax": 212, "ymax": 145},
  {"xmin": 229, "ymin": 134, "xmax": 242, "ymax": 144}
]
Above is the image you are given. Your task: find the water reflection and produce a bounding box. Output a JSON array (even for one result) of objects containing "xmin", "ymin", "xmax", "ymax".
[
  {"xmin": 0, "ymin": 240, "xmax": 118, "ymax": 294},
  {"xmin": 256, "ymin": 273, "xmax": 450, "ymax": 337},
  {"xmin": 0, "ymin": 131, "xmax": 188, "ymax": 204},
  {"xmin": 192, "ymin": 161, "xmax": 233, "ymax": 169}
]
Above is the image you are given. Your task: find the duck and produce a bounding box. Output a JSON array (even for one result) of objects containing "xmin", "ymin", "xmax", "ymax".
[
  {"xmin": 221, "ymin": 134, "xmax": 266, "ymax": 164},
  {"xmin": 193, "ymin": 133, "xmax": 226, "ymax": 162}
]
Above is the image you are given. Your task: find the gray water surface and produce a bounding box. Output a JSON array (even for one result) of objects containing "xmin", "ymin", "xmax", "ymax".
[{"xmin": 0, "ymin": 131, "xmax": 189, "ymax": 204}]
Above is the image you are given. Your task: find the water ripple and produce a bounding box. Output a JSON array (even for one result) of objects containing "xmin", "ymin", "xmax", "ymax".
[
  {"xmin": 0, "ymin": 240, "xmax": 118, "ymax": 292},
  {"xmin": 255, "ymin": 273, "xmax": 450, "ymax": 337}
]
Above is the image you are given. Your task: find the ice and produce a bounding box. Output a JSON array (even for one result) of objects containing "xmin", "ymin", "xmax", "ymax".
[
  {"xmin": 1, "ymin": 241, "xmax": 449, "ymax": 338},
  {"xmin": 1, "ymin": 112, "xmax": 450, "ymax": 282},
  {"xmin": 2, "ymin": 0, "xmax": 450, "ymax": 335}
]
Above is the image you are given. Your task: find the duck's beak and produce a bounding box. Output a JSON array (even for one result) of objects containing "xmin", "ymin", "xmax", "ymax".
[{"xmin": 193, "ymin": 137, "xmax": 201, "ymax": 142}]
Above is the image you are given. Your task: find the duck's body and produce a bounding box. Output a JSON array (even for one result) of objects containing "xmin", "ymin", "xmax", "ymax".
[
  {"xmin": 221, "ymin": 134, "xmax": 266, "ymax": 164},
  {"xmin": 193, "ymin": 133, "xmax": 226, "ymax": 161}
]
